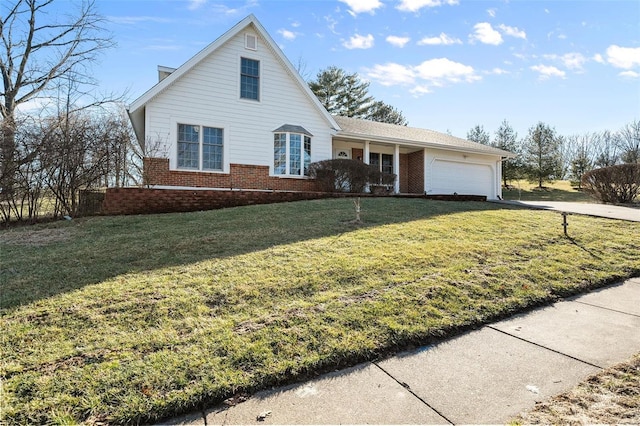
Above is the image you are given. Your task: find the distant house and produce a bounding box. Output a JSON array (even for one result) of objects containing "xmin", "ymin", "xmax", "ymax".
[{"xmin": 128, "ymin": 14, "xmax": 513, "ymax": 199}]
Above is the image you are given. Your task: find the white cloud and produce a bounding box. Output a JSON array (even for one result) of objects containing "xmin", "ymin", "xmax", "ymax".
[
  {"xmin": 593, "ymin": 53, "xmax": 605, "ymax": 64},
  {"xmin": 619, "ymin": 70, "xmax": 640, "ymax": 78},
  {"xmin": 530, "ymin": 64, "xmax": 566, "ymax": 79},
  {"xmin": 324, "ymin": 15, "xmax": 339, "ymax": 35},
  {"xmin": 210, "ymin": 0, "xmax": 259, "ymax": 17},
  {"xmin": 278, "ymin": 29, "xmax": 297, "ymax": 40},
  {"xmin": 188, "ymin": 0, "xmax": 206, "ymax": 10},
  {"xmin": 366, "ymin": 57, "xmax": 480, "ymax": 94},
  {"xmin": 486, "ymin": 67, "xmax": 509, "ymax": 75},
  {"xmin": 418, "ymin": 32, "xmax": 462, "ymax": 45},
  {"xmin": 396, "ymin": 0, "xmax": 459, "ymax": 12},
  {"xmin": 291, "ymin": 21, "xmax": 301, "ymax": 28},
  {"xmin": 343, "ymin": 33, "xmax": 374, "ymax": 49},
  {"xmin": 366, "ymin": 63, "xmax": 416, "ymax": 86},
  {"xmin": 543, "ymin": 53, "xmax": 587, "ymax": 70},
  {"xmin": 560, "ymin": 53, "xmax": 586, "ymax": 70},
  {"xmin": 339, "ymin": 0, "xmax": 383, "ymax": 15},
  {"xmin": 470, "ymin": 22, "xmax": 503, "ymax": 45},
  {"xmin": 606, "ymin": 45, "xmax": 640, "ymax": 69},
  {"xmin": 414, "ymin": 58, "xmax": 479, "ymax": 83},
  {"xmin": 487, "ymin": 8, "xmax": 496, "ymax": 17},
  {"xmin": 386, "ymin": 35, "xmax": 411, "ymax": 47},
  {"xmin": 498, "ymin": 24, "xmax": 526, "ymax": 40}
]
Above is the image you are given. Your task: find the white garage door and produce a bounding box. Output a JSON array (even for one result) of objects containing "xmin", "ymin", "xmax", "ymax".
[{"xmin": 432, "ymin": 160, "xmax": 494, "ymax": 198}]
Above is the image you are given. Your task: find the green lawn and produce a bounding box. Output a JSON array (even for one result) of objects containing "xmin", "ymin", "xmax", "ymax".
[
  {"xmin": 2, "ymin": 198, "xmax": 640, "ymax": 425},
  {"xmin": 503, "ymin": 180, "xmax": 593, "ymax": 202}
]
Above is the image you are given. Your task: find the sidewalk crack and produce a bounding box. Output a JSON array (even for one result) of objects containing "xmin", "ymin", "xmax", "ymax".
[
  {"xmin": 372, "ymin": 361, "xmax": 455, "ymax": 425},
  {"xmin": 486, "ymin": 325, "xmax": 603, "ymax": 369},
  {"xmin": 572, "ymin": 300, "xmax": 640, "ymax": 318}
]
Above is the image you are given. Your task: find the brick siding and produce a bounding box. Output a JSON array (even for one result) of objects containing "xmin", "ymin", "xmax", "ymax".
[
  {"xmin": 408, "ymin": 150, "xmax": 424, "ymax": 194},
  {"xmin": 399, "ymin": 153, "xmax": 409, "ymax": 193},
  {"xmin": 143, "ymin": 157, "xmax": 322, "ymax": 192}
]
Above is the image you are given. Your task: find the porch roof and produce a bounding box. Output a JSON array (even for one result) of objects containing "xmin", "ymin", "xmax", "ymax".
[{"xmin": 333, "ymin": 116, "xmax": 516, "ymax": 158}]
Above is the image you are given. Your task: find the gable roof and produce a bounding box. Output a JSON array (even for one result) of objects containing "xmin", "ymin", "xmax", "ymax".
[
  {"xmin": 127, "ymin": 14, "xmax": 339, "ymax": 145},
  {"xmin": 334, "ymin": 116, "xmax": 516, "ymax": 158}
]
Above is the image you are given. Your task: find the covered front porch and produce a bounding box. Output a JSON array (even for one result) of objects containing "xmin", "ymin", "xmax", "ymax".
[{"xmin": 332, "ymin": 138, "xmax": 425, "ymax": 194}]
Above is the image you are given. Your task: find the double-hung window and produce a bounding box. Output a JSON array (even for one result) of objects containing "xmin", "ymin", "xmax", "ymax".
[
  {"xmin": 369, "ymin": 152, "xmax": 393, "ymax": 174},
  {"xmin": 273, "ymin": 132, "xmax": 311, "ymax": 177},
  {"xmin": 240, "ymin": 57, "xmax": 259, "ymax": 101},
  {"xmin": 369, "ymin": 152, "xmax": 394, "ymax": 184},
  {"xmin": 177, "ymin": 123, "xmax": 223, "ymax": 171}
]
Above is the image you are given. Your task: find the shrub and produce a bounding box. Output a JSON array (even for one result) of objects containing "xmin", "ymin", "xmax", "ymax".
[
  {"xmin": 308, "ymin": 159, "xmax": 396, "ymax": 193},
  {"xmin": 581, "ymin": 164, "xmax": 640, "ymax": 204}
]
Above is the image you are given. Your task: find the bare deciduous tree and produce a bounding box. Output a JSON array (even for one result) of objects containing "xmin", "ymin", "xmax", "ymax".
[
  {"xmin": 618, "ymin": 119, "xmax": 640, "ymax": 164},
  {"xmin": 566, "ymin": 133, "xmax": 595, "ymax": 189},
  {"xmin": 1, "ymin": 0, "xmax": 113, "ymax": 199},
  {"xmin": 594, "ymin": 130, "xmax": 620, "ymax": 168}
]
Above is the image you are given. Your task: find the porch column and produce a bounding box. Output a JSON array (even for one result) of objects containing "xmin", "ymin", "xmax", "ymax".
[
  {"xmin": 364, "ymin": 141, "xmax": 370, "ymax": 164},
  {"xmin": 394, "ymin": 144, "xmax": 400, "ymax": 193},
  {"xmin": 496, "ymin": 160, "xmax": 503, "ymax": 199}
]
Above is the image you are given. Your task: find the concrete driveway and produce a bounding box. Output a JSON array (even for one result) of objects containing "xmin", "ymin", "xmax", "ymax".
[{"xmin": 495, "ymin": 200, "xmax": 640, "ymax": 222}]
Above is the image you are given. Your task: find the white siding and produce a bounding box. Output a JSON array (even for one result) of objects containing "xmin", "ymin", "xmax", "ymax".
[
  {"xmin": 425, "ymin": 148, "xmax": 501, "ymax": 199},
  {"xmin": 144, "ymin": 26, "xmax": 333, "ymax": 174}
]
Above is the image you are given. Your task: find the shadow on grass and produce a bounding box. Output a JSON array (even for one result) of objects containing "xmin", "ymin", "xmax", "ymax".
[
  {"xmin": 567, "ymin": 236, "xmax": 603, "ymax": 260},
  {"xmin": 0, "ymin": 198, "xmax": 513, "ymax": 311}
]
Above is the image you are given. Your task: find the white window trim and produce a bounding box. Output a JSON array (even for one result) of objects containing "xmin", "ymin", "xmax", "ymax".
[
  {"xmin": 238, "ymin": 55, "xmax": 261, "ymax": 103},
  {"xmin": 272, "ymin": 132, "xmax": 311, "ymax": 178},
  {"xmin": 170, "ymin": 117, "xmax": 229, "ymax": 174}
]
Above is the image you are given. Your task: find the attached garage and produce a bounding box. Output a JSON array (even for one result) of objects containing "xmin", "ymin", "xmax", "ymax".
[
  {"xmin": 431, "ymin": 159, "xmax": 495, "ymax": 199},
  {"xmin": 332, "ymin": 116, "xmax": 514, "ymax": 199}
]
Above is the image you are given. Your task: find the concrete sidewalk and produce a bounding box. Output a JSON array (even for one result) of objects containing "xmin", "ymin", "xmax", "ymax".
[
  {"xmin": 166, "ymin": 278, "xmax": 640, "ymax": 425},
  {"xmin": 493, "ymin": 200, "xmax": 640, "ymax": 222}
]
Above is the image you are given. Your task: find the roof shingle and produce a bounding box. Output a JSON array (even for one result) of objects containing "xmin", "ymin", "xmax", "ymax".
[{"xmin": 333, "ymin": 115, "xmax": 515, "ymax": 157}]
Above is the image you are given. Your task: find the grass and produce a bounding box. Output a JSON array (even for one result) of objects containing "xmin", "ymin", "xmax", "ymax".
[
  {"xmin": 502, "ymin": 180, "xmax": 593, "ymax": 202},
  {"xmin": 1, "ymin": 198, "xmax": 640, "ymax": 424},
  {"xmin": 513, "ymin": 352, "xmax": 640, "ymax": 424}
]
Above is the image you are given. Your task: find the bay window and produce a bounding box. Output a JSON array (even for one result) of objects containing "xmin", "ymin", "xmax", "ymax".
[{"xmin": 273, "ymin": 132, "xmax": 311, "ymax": 177}]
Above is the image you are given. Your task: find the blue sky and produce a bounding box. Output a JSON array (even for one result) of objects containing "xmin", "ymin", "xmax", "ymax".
[{"xmin": 93, "ymin": 0, "xmax": 639, "ymax": 139}]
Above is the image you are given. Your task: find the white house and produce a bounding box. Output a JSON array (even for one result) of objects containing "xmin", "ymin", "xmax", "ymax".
[{"xmin": 128, "ymin": 14, "xmax": 514, "ymax": 199}]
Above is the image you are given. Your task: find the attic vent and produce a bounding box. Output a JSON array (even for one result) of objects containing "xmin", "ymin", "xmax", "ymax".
[{"xmin": 245, "ymin": 33, "xmax": 257, "ymax": 50}]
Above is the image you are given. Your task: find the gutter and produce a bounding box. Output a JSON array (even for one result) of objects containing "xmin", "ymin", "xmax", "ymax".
[{"xmin": 336, "ymin": 132, "xmax": 516, "ymax": 158}]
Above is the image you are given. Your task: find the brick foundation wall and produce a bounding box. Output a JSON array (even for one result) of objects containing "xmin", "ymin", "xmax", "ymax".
[
  {"xmin": 102, "ymin": 188, "xmax": 345, "ymax": 215},
  {"xmin": 408, "ymin": 151, "xmax": 424, "ymax": 194},
  {"xmin": 143, "ymin": 157, "xmax": 322, "ymax": 192},
  {"xmin": 100, "ymin": 188, "xmax": 482, "ymax": 216}
]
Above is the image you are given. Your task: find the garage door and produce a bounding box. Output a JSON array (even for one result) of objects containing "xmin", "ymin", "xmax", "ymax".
[{"xmin": 431, "ymin": 160, "xmax": 494, "ymax": 198}]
